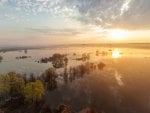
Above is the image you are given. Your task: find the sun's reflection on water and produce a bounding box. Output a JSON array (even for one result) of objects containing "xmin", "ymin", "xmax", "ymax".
[{"xmin": 112, "ymin": 49, "xmax": 122, "ymax": 58}]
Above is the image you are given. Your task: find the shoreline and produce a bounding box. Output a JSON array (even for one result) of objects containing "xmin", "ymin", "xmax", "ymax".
[{"xmin": 0, "ymin": 43, "xmax": 150, "ymax": 52}]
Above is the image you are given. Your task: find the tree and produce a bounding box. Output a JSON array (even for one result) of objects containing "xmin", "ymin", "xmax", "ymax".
[
  {"xmin": 1, "ymin": 72, "xmax": 24, "ymax": 97},
  {"xmin": 42, "ymin": 68, "xmax": 58, "ymax": 90},
  {"xmin": 8, "ymin": 72, "xmax": 25, "ymax": 98},
  {"xmin": 0, "ymin": 72, "xmax": 24, "ymax": 100},
  {"xmin": 24, "ymin": 80, "xmax": 45, "ymax": 103},
  {"xmin": 63, "ymin": 67, "xmax": 68, "ymax": 84},
  {"xmin": 97, "ymin": 62, "xmax": 106, "ymax": 70},
  {"xmin": 96, "ymin": 50, "xmax": 99, "ymax": 56},
  {"xmin": 78, "ymin": 64, "xmax": 86, "ymax": 77},
  {"xmin": 0, "ymin": 74, "xmax": 8, "ymax": 93},
  {"xmin": 51, "ymin": 53, "xmax": 68, "ymax": 68},
  {"xmin": 29, "ymin": 73, "xmax": 36, "ymax": 82}
]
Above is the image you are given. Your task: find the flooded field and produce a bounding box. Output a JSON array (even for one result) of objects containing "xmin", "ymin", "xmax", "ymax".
[
  {"xmin": 0, "ymin": 45, "xmax": 150, "ymax": 113},
  {"xmin": 0, "ymin": 45, "xmax": 150, "ymax": 75}
]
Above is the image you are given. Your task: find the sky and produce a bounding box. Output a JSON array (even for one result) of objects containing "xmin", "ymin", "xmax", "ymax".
[{"xmin": 0, "ymin": 0, "xmax": 150, "ymax": 46}]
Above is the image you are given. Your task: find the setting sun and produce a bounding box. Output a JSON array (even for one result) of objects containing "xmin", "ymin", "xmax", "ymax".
[{"xmin": 108, "ymin": 29, "xmax": 128, "ymax": 41}]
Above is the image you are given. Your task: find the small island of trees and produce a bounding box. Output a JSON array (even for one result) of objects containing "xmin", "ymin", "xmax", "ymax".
[{"xmin": 39, "ymin": 53, "xmax": 68, "ymax": 68}]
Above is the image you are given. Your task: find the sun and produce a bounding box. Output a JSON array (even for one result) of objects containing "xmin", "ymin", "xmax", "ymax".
[{"xmin": 108, "ymin": 29, "xmax": 128, "ymax": 41}]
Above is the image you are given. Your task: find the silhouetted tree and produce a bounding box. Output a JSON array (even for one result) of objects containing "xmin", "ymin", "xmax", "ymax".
[
  {"xmin": 77, "ymin": 65, "xmax": 86, "ymax": 77},
  {"xmin": 96, "ymin": 50, "xmax": 99, "ymax": 56},
  {"xmin": 29, "ymin": 73, "xmax": 36, "ymax": 82},
  {"xmin": 63, "ymin": 67, "xmax": 68, "ymax": 84},
  {"xmin": 97, "ymin": 62, "xmax": 106, "ymax": 70},
  {"xmin": 87, "ymin": 53, "xmax": 90, "ymax": 61},
  {"xmin": 42, "ymin": 68, "xmax": 58, "ymax": 90},
  {"xmin": 22, "ymin": 74, "xmax": 27, "ymax": 85}
]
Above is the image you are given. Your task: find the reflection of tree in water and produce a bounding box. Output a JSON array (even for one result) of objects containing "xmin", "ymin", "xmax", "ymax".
[
  {"xmin": 63, "ymin": 67, "xmax": 68, "ymax": 84},
  {"xmin": 62, "ymin": 62, "xmax": 105, "ymax": 84},
  {"xmin": 45, "ymin": 65, "xmax": 126, "ymax": 113},
  {"xmin": 75, "ymin": 53, "xmax": 90, "ymax": 62},
  {"xmin": 85, "ymin": 74, "xmax": 121, "ymax": 113}
]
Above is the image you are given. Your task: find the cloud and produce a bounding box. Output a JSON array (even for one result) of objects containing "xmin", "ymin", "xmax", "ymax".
[
  {"xmin": 0, "ymin": 0, "xmax": 150, "ymax": 30},
  {"xmin": 26, "ymin": 27, "xmax": 83, "ymax": 36},
  {"xmin": 0, "ymin": 0, "xmax": 76, "ymax": 17},
  {"xmin": 115, "ymin": 0, "xmax": 150, "ymax": 30},
  {"xmin": 65, "ymin": 0, "xmax": 150, "ymax": 30},
  {"xmin": 120, "ymin": 0, "xmax": 132, "ymax": 16},
  {"xmin": 65, "ymin": 0, "xmax": 125, "ymax": 26}
]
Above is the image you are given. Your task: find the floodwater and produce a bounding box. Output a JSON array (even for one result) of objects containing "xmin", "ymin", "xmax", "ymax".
[
  {"xmin": 0, "ymin": 46, "xmax": 149, "ymax": 75},
  {"xmin": 0, "ymin": 45, "xmax": 150, "ymax": 113}
]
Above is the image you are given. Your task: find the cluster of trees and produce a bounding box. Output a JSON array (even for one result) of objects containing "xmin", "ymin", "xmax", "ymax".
[
  {"xmin": 76, "ymin": 53, "xmax": 90, "ymax": 62},
  {"xmin": 0, "ymin": 69, "xmax": 76, "ymax": 113},
  {"xmin": 39, "ymin": 53, "xmax": 68, "ymax": 68},
  {"xmin": 0, "ymin": 60, "xmax": 106, "ymax": 113},
  {"xmin": 51, "ymin": 54, "xmax": 68, "ymax": 68},
  {"xmin": 0, "ymin": 72, "xmax": 45, "ymax": 105},
  {"xmin": 0, "ymin": 61, "xmax": 106, "ymax": 105},
  {"xmin": 16, "ymin": 56, "xmax": 31, "ymax": 59},
  {"xmin": 0, "ymin": 67, "xmax": 61, "ymax": 105},
  {"xmin": 0, "ymin": 61, "xmax": 106, "ymax": 99},
  {"xmin": 0, "ymin": 67, "xmax": 63, "ymax": 105},
  {"xmin": 96, "ymin": 50, "xmax": 108, "ymax": 56}
]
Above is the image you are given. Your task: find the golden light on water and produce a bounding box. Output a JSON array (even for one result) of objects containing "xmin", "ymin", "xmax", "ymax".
[{"xmin": 112, "ymin": 50, "xmax": 121, "ymax": 58}]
